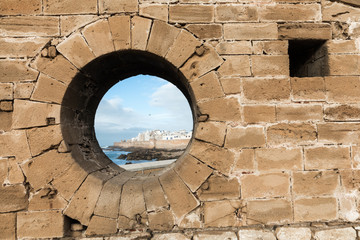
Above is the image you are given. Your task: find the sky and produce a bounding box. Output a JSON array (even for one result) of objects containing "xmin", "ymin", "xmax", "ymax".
[{"xmin": 94, "ymin": 75, "xmax": 193, "ymax": 147}]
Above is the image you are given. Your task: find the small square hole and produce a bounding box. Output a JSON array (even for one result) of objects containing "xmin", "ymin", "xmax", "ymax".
[{"xmin": 289, "ymin": 40, "xmax": 327, "ymax": 77}]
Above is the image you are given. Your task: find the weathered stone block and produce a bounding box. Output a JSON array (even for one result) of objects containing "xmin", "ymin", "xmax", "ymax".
[
  {"xmin": 252, "ymin": 40, "xmax": 288, "ymax": 55},
  {"xmin": 174, "ymin": 154, "xmax": 212, "ymax": 192},
  {"xmin": 0, "ymin": 112, "xmax": 12, "ymax": 132},
  {"xmin": 0, "ymin": 16, "xmax": 59, "ymax": 37},
  {"xmin": 327, "ymin": 40, "xmax": 359, "ymax": 54},
  {"xmin": 26, "ymin": 125, "xmax": 62, "ymax": 157},
  {"xmin": 276, "ymin": 104, "xmax": 323, "ymax": 121},
  {"xmin": 233, "ymin": 149, "xmax": 255, "ymax": 172},
  {"xmin": 239, "ymin": 230, "xmax": 276, "ymax": 240},
  {"xmin": 0, "ymin": 38, "xmax": 48, "ymax": 57},
  {"xmin": 191, "ymin": 72, "xmax": 224, "ymax": 101},
  {"xmin": 243, "ymin": 105, "xmax": 276, "ymax": 123},
  {"xmin": 86, "ymin": 216, "xmax": 117, "ymax": 236},
  {"xmin": 148, "ymin": 210, "xmax": 174, "ymax": 231},
  {"xmin": 82, "ymin": 19, "xmax": 115, "ymax": 57},
  {"xmin": 220, "ymin": 77, "xmax": 241, "ymax": 95},
  {"xmin": 119, "ymin": 179, "xmax": 146, "ymax": 220},
  {"xmin": 216, "ymin": 41, "xmax": 252, "ymax": 55},
  {"xmin": 291, "ymin": 77, "xmax": 325, "ymax": 101},
  {"xmin": 152, "ymin": 233, "xmax": 190, "ymax": 240},
  {"xmin": 140, "ymin": 4, "xmax": 168, "ymax": 21},
  {"xmin": 203, "ymin": 200, "xmax": 244, "ymax": 227},
  {"xmin": 60, "ymin": 15, "xmax": 99, "ymax": 37},
  {"xmin": 225, "ymin": 126, "xmax": 266, "ymax": 148},
  {"xmin": 108, "ymin": 16, "xmax": 131, "ymax": 50},
  {"xmin": 323, "ymin": 1, "xmax": 360, "ymax": 22},
  {"xmin": 195, "ymin": 121, "xmax": 226, "ymax": 146},
  {"xmin": 318, "ymin": 123, "xmax": 360, "ymax": 144},
  {"xmin": 215, "ymin": 5, "xmax": 258, "ymax": 22},
  {"xmin": 143, "ymin": 176, "xmax": 168, "ymax": 212},
  {"xmin": 0, "ymin": 101, "xmax": 13, "ymax": 112},
  {"xmin": 0, "ymin": 0, "xmax": 41, "ymax": 15},
  {"xmin": 278, "ymin": 23, "xmax": 331, "ymax": 39},
  {"xmin": 0, "ymin": 184, "xmax": 28, "ymax": 212},
  {"xmin": 198, "ymin": 174, "xmax": 240, "ymax": 201},
  {"xmin": 17, "ymin": 211, "xmax": 66, "ymax": 239},
  {"xmin": 251, "ymin": 55, "xmax": 289, "ymax": 76},
  {"xmin": 44, "ymin": 0, "xmax": 97, "ymax": 14},
  {"xmin": 31, "ymin": 74, "xmax": 67, "ymax": 104},
  {"xmin": 241, "ymin": 173, "xmax": 290, "ymax": 199},
  {"xmin": 99, "ymin": 0, "xmax": 138, "ymax": 13},
  {"xmin": 314, "ymin": 227, "xmax": 356, "ymax": 240},
  {"xmin": 218, "ymin": 56, "xmax": 251, "ymax": 77},
  {"xmin": 259, "ymin": 4, "xmax": 321, "ymax": 21},
  {"xmin": 0, "ymin": 60, "xmax": 38, "ymax": 83},
  {"xmin": 276, "ymin": 227, "xmax": 311, "ymax": 240},
  {"xmin": 194, "ymin": 231, "xmax": 238, "ymax": 240},
  {"xmin": 243, "ymin": 77, "xmax": 290, "ymax": 103},
  {"xmin": 14, "ymin": 82, "xmax": 35, "ymax": 99},
  {"xmin": 267, "ymin": 123, "xmax": 317, "ymax": 146},
  {"xmin": 0, "ymin": 213, "xmax": 15, "ymax": 240},
  {"xmin": 187, "ymin": 24, "xmax": 222, "ymax": 39},
  {"xmin": 198, "ymin": 97, "xmax": 241, "ymax": 121},
  {"xmin": 169, "ymin": 5, "xmax": 214, "ymax": 23},
  {"xmin": 325, "ymin": 104, "xmax": 360, "ymax": 121},
  {"xmin": 256, "ymin": 148, "xmax": 302, "ymax": 171},
  {"xmin": 28, "ymin": 186, "xmax": 67, "ymax": 211},
  {"xmin": 131, "ymin": 16, "xmax": 152, "ymax": 50},
  {"xmin": 294, "ymin": 197, "xmax": 337, "ymax": 222},
  {"xmin": 159, "ymin": 170, "xmax": 199, "ymax": 220},
  {"xmin": 0, "ymin": 130, "xmax": 31, "ymax": 163},
  {"xmin": 328, "ymin": 55, "xmax": 360, "ymax": 76},
  {"xmin": 0, "ymin": 83, "xmax": 13, "ymax": 100},
  {"xmin": 304, "ymin": 146, "xmax": 351, "ymax": 170},
  {"xmin": 293, "ymin": 171, "xmax": 339, "ymax": 196},
  {"xmin": 224, "ymin": 23, "xmax": 278, "ymax": 40}
]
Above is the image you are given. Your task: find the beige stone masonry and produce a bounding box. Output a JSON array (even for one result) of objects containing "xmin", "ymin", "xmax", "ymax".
[
  {"xmin": 0, "ymin": 184, "xmax": 28, "ymax": 212},
  {"xmin": 44, "ymin": 0, "xmax": 97, "ymax": 14},
  {"xmin": 143, "ymin": 176, "xmax": 168, "ymax": 212},
  {"xmin": 327, "ymin": 40, "xmax": 359, "ymax": 54},
  {"xmin": 233, "ymin": 149, "xmax": 255, "ymax": 172},
  {"xmin": 293, "ymin": 171, "xmax": 339, "ymax": 196},
  {"xmin": 259, "ymin": 4, "xmax": 321, "ymax": 22},
  {"xmin": 291, "ymin": 77, "xmax": 325, "ymax": 101},
  {"xmin": 197, "ymin": 174, "xmax": 240, "ymax": 201},
  {"xmin": 243, "ymin": 105, "xmax": 276, "ymax": 124},
  {"xmin": 294, "ymin": 198, "xmax": 337, "ymax": 222},
  {"xmin": 252, "ymin": 40, "xmax": 288, "ymax": 55},
  {"xmin": 0, "ymin": 38, "xmax": 49, "ymax": 58},
  {"xmin": 239, "ymin": 230, "xmax": 276, "ymax": 240},
  {"xmin": 194, "ymin": 121, "xmax": 226, "ymax": 146},
  {"xmin": 215, "ymin": 5, "xmax": 258, "ymax": 22},
  {"xmin": 26, "ymin": 125, "xmax": 62, "ymax": 157},
  {"xmin": 305, "ymin": 146, "xmax": 351, "ymax": 170},
  {"xmin": 0, "ymin": 83, "xmax": 13, "ymax": 100},
  {"xmin": 267, "ymin": 123, "xmax": 317, "ymax": 146},
  {"xmin": 325, "ymin": 104, "xmax": 360, "ymax": 121},
  {"xmin": 108, "ymin": 16, "xmax": 131, "ymax": 50},
  {"xmin": 276, "ymin": 227, "xmax": 311, "ymax": 240},
  {"xmin": 148, "ymin": 209, "xmax": 174, "ymax": 230},
  {"xmin": 140, "ymin": 4, "xmax": 168, "ymax": 22},
  {"xmin": 216, "ymin": 41, "xmax": 252, "ymax": 55},
  {"xmin": 28, "ymin": 187, "xmax": 67, "ymax": 211},
  {"xmin": 190, "ymin": 71, "xmax": 224, "ymax": 101},
  {"xmin": 323, "ymin": 1, "xmax": 360, "ymax": 22},
  {"xmin": 328, "ymin": 55, "xmax": 360, "ymax": 76},
  {"xmin": 118, "ymin": 178, "xmax": 146, "ymax": 220},
  {"xmin": 99, "ymin": 0, "xmax": 138, "ymax": 13},
  {"xmin": 218, "ymin": 56, "xmax": 251, "ymax": 77},
  {"xmin": 14, "ymin": 82, "xmax": 35, "ymax": 99},
  {"xmin": 314, "ymin": 227, "xmax": 357, "ymax": 240},
  {"xmin": 187, "ymin": 24, "xmax": 222, "ymax": 40},
  {"xmin": 220, "ymin": 77, "xmax": 241, "ymax": 95},
  {"xmin": 203, "ymin": 200, "xmax": 243, "ymax": 227},
  {"xmin": 86, "ymin": 216, "xmax": 117, "ymax": 236},
  {"xmin": 31, "ymin": 74, "xmax": 67, "ymax": 104},
  {"xmin": 194, "ymin": 231, "xmax": 237, "ymax": 240},
  {"xmin": 169, "ymin": 5, "xmax": 214, "ymax": 23},
  {"xmin": 0, "ymin": 130, "xmax": 31, "ymax": 163},
  {"xmin": 278, "ymin": 23, "xmax": 332, "ymax": 40},
  {"xmin": 0, "ymin": 60, "xmax": 38, "ymax": 83},
  {"xmin": 251, "ymin": 55, "xmax": 290, "ymax": 76},
  {"xmin": 225, "ymin": 126, "xmax": 266, "ymax": 148},
  {"xmin": 256, "ymin": 148, "xmax": 302, "ymax": 171},
  {"xmin": 224, "ymin": 23, "xmax": 278, "ymax": 40},
  {"xmin": 276, "ymin": 104, "xmax": 323, "ymax": 122},
  {"xmin": 198, "ymin": 97, "xmax": 241, "ymax": 121},
  {"xmin": 0, "ymin": 0, "xmax": 41, "ymax": 15},
  {"xmin": 318, "ymin": 123, "xmax": 360, "ymax": 144},
  {"xmin": 60, "ymin": 15, "xmax": 99, "ymax": 37},
  {"xmin": 131, "ymin": 16, "xmax": 152, "ymax": 50},
  {"xmin": 0, "ymin": 213, "xmax": 16, "ymax": 240}
]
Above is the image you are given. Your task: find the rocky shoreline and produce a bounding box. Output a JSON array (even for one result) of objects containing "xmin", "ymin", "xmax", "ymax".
[{"xmin": 117, "ymin": 148, "xmax": 184, "ymax": 161}]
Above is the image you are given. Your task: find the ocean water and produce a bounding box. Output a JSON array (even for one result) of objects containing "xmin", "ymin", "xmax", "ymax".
[{"xmin": 103, "ymin": 150, "xmax": 155, "ymax": 165}]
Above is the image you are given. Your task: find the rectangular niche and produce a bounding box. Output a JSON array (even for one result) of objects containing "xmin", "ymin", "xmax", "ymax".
[{"xmin": 289, "ymin": 40, "xmax": 328, "ymax": 77}]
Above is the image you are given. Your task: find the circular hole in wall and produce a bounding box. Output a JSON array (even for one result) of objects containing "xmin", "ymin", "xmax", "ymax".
[{"xmin": 94, "ymin": 74, "xmax": 193, "ymax": 167}]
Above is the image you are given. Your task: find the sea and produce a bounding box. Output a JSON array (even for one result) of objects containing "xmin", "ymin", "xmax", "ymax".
[{"xmin": 102, "ymin": 149, "xmax": 155, "ymax": 165}]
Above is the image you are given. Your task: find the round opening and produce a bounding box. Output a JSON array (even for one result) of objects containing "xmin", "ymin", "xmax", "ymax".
[
  {"xmin": 60, "ymin": 50, "xmax": 198, "ymax": 173},
  {"xmin": 94, "ymin": 74, "xmax": 193, "ymax": 167}
]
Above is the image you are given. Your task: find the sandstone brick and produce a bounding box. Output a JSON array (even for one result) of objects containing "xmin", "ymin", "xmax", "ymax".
[
  {"xmin": 64, "ymin": 171, "xmax": 109, "ymax": 225},
  {"xmin": 14, "ymin": 82, "xmax": 35, "ymax": 99},
  {"xmin": 109, "ymin": 16, "xmax": 131, "ymax": 50},
  {"xmin": 147, "ymin": 20, "xmax": 181, "ymax": 57},
  {"xmin": 215, "ymin": 5, "xmax": 258, "ymax": 22},
  {"xmin": 0, "ymin": 16, "xmax": 59, "ymax": 37},
  {"xmin": 294, "ymin": 197, "xmax": 337, "ymax": 222},
  {"xmin": 140, "ymin": 4, "xmax": 168, "ymax": 21},
  {"xmin": 169, "ymin": 5, "xmax": 214, "ymax": 23},
  {"xmin": 224, "ymin": 23, "xmax": 278, "ymax": 40},
  {"xmin": 191, "ymin": 72, "xmax": 224, "ymax": 101},
  {"xmin": 251, "ymin": 55, "xmax": 289, "ymax": 76},
  {"xmin": 198, "ymin": 97, "xmax": 241, "ymax": 121},
  {"xmin": 220, "ymin": 77, "xmax": 241, "ymax": 94},
  {"xmin": 31, "ymin": 74, "xmax": 67, "ymax": 104},
  {"xmin": 0, "ymin": 213, "xmax": 15, "ymax": 240},
  {"xmin": 314, "ymin": 227, "xmax": 356, "ymax": 240},
  {"xmin": 305, "ymin": 146, "xmax": 351, "ymax": 170},
  {"xmin": 278, "ymin": 23, "xmax": 331, "ymax": 40},
  {"xmin": 60, "ymin": 15, "xmax": 99, "ymax": 37},
  {"xmin": 0, "ymin": 101, "xmax": 13, "ymax": 112},
  {"xmin": 0, "ymin": 112, "xmax": 12, "ymax": 132},
  {"xmin": 233, "ymin": 149, "xmax": 255, "ymax": 172},
  {"xmin": 180, "ymin": 44, "xmax": 223, "ymax": 81},
  {"xmin": 7, "ymin": 156, "xmax": 24, "ymax": 184},
  {"xmin": 82, "ymin": 19, "xmax": 115, "ymax": 57},
  {"xmin": 26, "ymin": 125, "xmax": 62, "ymax": 157},
  {"xmin": 323, "ymin": 1, "xmax": 360, "ymax": 22},
  {"xmin": 44, "ymin": 0, "xmax": 97, "ymax": 14},
  {"xmin": 174, "ymin": 154, "xmax": 212, "ymax": 192},
  {"xmin": 86, "ymin": 216, "xmax": 117, "ymax": 236},
  {"xmin": 243, "ymin": 105, "xmax": 276, "ymax": 124},
  {"xmin": 186, "ymin": 24, "xmax": 222, "ymax": 39},
  {"xmin": 256, "ymin": 148, "xmax": 302, "ymax": 171},
  {"xmin": 0, "ymin": 184, "xmax": 28, "ymax": 212},
  {"xmin": 99, "ymin": 0, "xmax": 138, "ymax": 13},
  {"xmin": 57, "ymin": 33, "xmax": 95, "ymax": 69},
  {"xmin": 239, "ymin": 230, "xmax": 276, "ymax": 240},
  {"xmin": 198, "ymin": 174, "xmax": 240, "ymax": 201},
  {"xmin": 243, "ymin": 78, "xmax": 290, "ymax": 103},
  {"xmin": 143, "ymin": 176, "xmax": 168, "ymax": 212},
  {"xmin": 259, "ymin": 4, "xmax": 321, "ymax": 21},
  {"xmin": 218, "ymin": 56, "xmax": 251, "ymax": 77},
  {"xmin": 324, "ymin": 104, "xmax": 360, "ymax": 121},
  {"xmin": 17, "ymin": 211, "xmax": 66, "ymax": 239},
  {"xmin": 276, "ymin": 227, "xmax": 311, "ymax": 240},
  {"xmin": 0, "ymin": 0, "xmax": 41, "ymax": 15},
  {"xmin": 216, "ymin": 41, "xmax": 252, "ymax": 55},
  {"xmin": 0, "ymin": 83, "xmax": 13, "ymax": 100},
  {"xmin": 159, "ymin": 169, "xmax": 199, "ymax": 220},
  {"xmin": 225, "ymin": 126, "xmax": 266, "ymax": 148},
  {"xmin": 0, "ymin": 60, "xmax": 38, "ymax": 83},
  {"xmin": 267, "ymin": 123, "xmax": 317, "ymax": 146},
  {"xmin": 0, "ymin": 130, "xmax": 31, "ymax": 163},
  {"xmin": 194, "ymin": 121, "xmax": 226, "ymax": 146},
  {"xmin": 179, "ymin": 208, "xmax": 201, "ymax": 228},
  {"xmin": 194, "ymin": 231, "xmax": 237, "ymax": 240},
  {"xmin": 148, "ymin": 210, "xmax": 174, "ymax": 231},
  {"xmin": 252, "ymin": 40, "xmax": 288, "ymax": 55},
  {"xmin": 276, "ymin": 104, "xmax": 323, "ymax": 121},
  {"xmin": 327, "ymin": 40, "xmax": 359, "ymax": 54},
  {"xmin": 241, "ymin": 173, "xmax": 290, "ymax": 199},
  {"xmin": 119, "ymin": 179, "xmax": 146, "ymax": 219},
  {"xmin": 318, "ymin": 123, "xmax": 360, "ymax": 144},
  {"xmin": 152, "ymin": 233, "xmax": 190, "ymax": 240},
  {"xmin": 0, "ymin": 38, "xmax": 49, "ymax": 58},
  {"xmin": 12, "ymin": 100, "xmax": 60, "ymax": 129},
  {"xmin": 203, "ymin": 200, "xmax": 244, "ymax": 227},
  {"xmin": 294, "ymin": 171, "xmax": 339, "ymax": 196},
  {"xmin": 166, "ymin": 30, "xmax": 202, "ymax": 68},
  {"xmin": 291, "ymin": 77, "xmax": 325, "ymax": 101},
  {"xmin": 131, "ymin": 16, "xmax": 152, "ymax": 50},
  {"xmin": 328, "ymin": 55, "xmax": 360, "ymax": 76}
]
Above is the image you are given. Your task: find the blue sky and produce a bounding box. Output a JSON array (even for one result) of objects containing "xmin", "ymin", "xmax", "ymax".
[{"xmin": 94, "ymin": 75, "xmax": 193, "ymax": 146}]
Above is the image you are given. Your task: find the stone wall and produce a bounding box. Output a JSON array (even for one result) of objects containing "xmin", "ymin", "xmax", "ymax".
[{"xmin": 1, "ymin": 0, "xmax": 360, "ymax": 239}]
